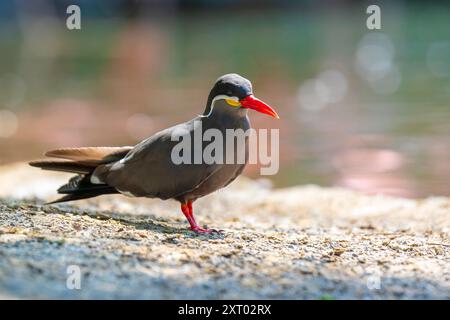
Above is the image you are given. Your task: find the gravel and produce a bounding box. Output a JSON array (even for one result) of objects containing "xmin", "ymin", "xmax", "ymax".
[{"xmin": 0, "ymin": 163, "xmax": 449, "ymax": 299}]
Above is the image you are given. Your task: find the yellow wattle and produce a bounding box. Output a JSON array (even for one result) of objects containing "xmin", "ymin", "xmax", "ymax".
[{"xmin": 225, "ymin": 99, "xmax": 241, "ymax": 107}]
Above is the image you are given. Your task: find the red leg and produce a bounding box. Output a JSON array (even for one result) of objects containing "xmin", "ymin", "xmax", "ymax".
[
  {"xmin": 180, "ymin": 200, "xmax": 222, "ymax": 234},
  {"xmin": 180, "ymin": 201, "xmax": 197, "ymax": 229}
]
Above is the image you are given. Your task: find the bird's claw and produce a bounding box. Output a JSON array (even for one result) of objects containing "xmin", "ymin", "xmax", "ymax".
[{"xmin": 190, "ymin": 226, "xmax": 224, "ymax": 234}]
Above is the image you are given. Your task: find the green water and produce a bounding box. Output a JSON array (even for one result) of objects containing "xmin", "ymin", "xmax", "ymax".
[{"xmin": 0, "ymin": 3, "xmax": 449, "ymax": 197}]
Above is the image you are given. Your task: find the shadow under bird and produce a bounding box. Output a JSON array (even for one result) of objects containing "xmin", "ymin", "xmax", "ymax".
[{"xmin": 30, "ymin": 74, "xmax": 279, "ymax": 233}]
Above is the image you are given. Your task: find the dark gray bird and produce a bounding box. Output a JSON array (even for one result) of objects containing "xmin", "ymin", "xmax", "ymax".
[{"xmin": 30, "ymin": 73, "xmax": 279, "ymax": 233}]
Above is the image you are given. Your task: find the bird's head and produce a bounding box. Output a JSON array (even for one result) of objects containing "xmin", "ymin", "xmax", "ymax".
[{"xmin": 203, "ymin": 73, "xmax": 279, "ymax": 119}]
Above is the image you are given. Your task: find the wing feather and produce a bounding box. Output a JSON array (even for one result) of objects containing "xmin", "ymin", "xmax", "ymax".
[
  {"xmin": 45, "ymin": 147, "xmax": 133, "ymax": 163},
  {"xmin": 102, "ymin": 120, "xmax": 223, "ymax": 200}
]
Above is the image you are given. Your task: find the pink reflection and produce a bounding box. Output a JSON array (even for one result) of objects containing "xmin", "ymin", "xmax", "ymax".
[
  {"xmin": 336, "ymin": 173, "xmax": 416, "ymax": 198},
  {"xmin": 333, "ymin": 148, "xmax": 415, "ymax": 197},
  {"xmin": 333, "ymin": 148, "xmax": 404, "ymax": 173}
]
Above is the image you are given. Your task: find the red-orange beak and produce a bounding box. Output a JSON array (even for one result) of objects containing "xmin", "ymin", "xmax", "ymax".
[{"xmin": 240, "ymin": 95, "xmax": 279, "ymax": 119}]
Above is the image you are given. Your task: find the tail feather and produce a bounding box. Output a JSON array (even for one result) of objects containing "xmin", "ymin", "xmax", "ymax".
[
  {"xmin": 46, "ymin": 188, "xmax": 118, "ymax": 204},
  {"xmin": 45, "ymin": 147, "xmax": 132, "ymax": 163},
  {"xmin": 48, "ymin": 175, "xmax": 118, "ymax": 204},
  {"xmin": 29, "ymin": 160, "xmax": 94, "ymax": 174},
  {"xmin": 57, "ymin": 175, "xmax": 110, "ymax": 194},
  {"xmin": 29, "ymin": 146, "xmax": 131, "ymax": 204}
]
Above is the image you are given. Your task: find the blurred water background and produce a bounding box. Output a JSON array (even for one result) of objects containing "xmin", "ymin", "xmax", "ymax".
[{"xmin": 0, "ymin": 0, "xmax": 449, "ymax": 198}]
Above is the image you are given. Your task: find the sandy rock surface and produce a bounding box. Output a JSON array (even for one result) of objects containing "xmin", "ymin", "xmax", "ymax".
[{"xmin": 0, "ymin": 162, "xmax": 449, "ymax": 299}]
